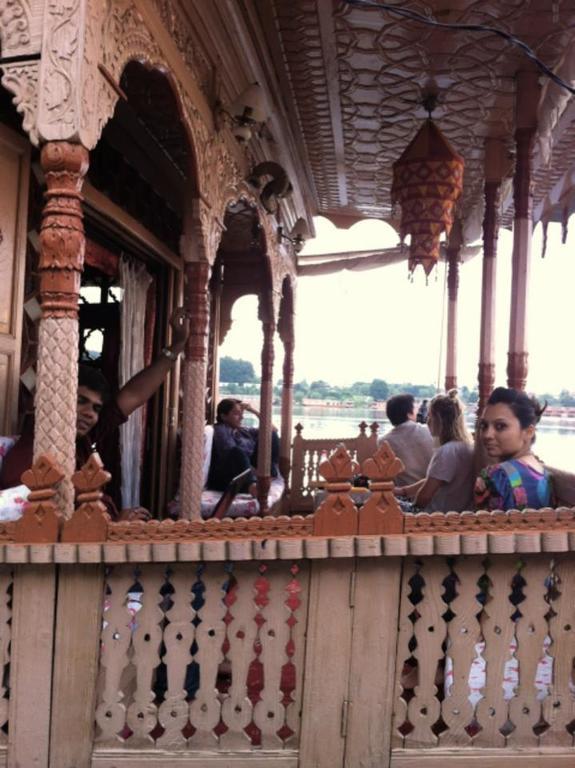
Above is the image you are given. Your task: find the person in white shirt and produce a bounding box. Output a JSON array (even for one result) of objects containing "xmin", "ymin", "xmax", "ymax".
[
  {"xmin": 394, "ymin": 390, "xmax": 474, "ymax": 512},
  {"xmin": 379, "ymin": 394, "xmax": 434, "ymax": 486}
]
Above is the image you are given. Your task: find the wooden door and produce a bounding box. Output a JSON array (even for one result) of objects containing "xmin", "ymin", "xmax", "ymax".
[{"xmin": 0, "ymin": 125, "xmax": 30, "ymax": 435}]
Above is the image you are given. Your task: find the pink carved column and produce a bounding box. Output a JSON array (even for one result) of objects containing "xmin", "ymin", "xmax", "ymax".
[
  {"xmin": 507, "ymin": 70, "xmax": 540, "ymax": 391},
  {"xmin": 180, "ymin": 260, "xmax": 211, "ymax": 519},
  {"xmin": 206, "ymin": 261, "xmax": 223, "ymax": 423},
  {"xmin": 444, "ymin": 221, "xmax": 462, "ymax": 392},
  {"xmin": 257, "ymin": 295, "xmax": 276, "ymax": 515},
  {"xmin": 278, "ymin": 283, "xmax": 295, "ymax": 482},
  {"xmin": 35, "ymin": 141, "xmax": 89, "ymax": 517},
  {"xmin": 478, "ymin": 139, "xmax": 505, "ymax": 412}
]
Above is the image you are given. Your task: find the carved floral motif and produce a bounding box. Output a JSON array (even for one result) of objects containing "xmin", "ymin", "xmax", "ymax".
[
  {"xmin": 40, "ymin": 0, "xmax": 82, "ymax": 130},
  {"xmin": 149, "ymin": 0, "xmax": 213, "ymax": 96},
  {"xmin": 94, "ymin": 1, "xmax": 247, "ymax": 262},
  {"xmin": 79, "ymin": 0, "xmax": 103, "ymax": 146},
  {"xmin": 0, "ymin": 61, "xmax": 39, "ymax": 143},
  {"xmin": 0, "ymin": 0, "xmax": 31, "ymax": 51}
]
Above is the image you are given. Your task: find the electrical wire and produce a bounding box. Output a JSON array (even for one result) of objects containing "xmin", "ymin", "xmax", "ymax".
[
  {"xmin": 436, "ymin": 258, "xmax": 448, "ymax": 393},
  {"xmin": 342, "ymin": 0, "xmax": 575, "ymax": 96}
]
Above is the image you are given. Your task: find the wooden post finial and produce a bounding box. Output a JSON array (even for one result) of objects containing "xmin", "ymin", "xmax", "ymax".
[
  {"xmin": 313, "ymin": 446, "xmax": 358, "ymax": 536},
  {"xmin": 14, "ymin": 454, "xmax": 65, "ymax": 542},
  {"xmin": 61, "ymin": 453, "xmax": 111, "ymax": 542},
  {"xmin": 359, "ymin": 442, "xmax": 405, "ymax": 535}
]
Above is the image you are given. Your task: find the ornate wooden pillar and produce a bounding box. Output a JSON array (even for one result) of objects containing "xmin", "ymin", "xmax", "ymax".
[
  {"xmin": 257, "ymin": 295, "xmax": 276, "ymax": 515},
  {"xmin": 444, "ymin": 221, "xmax": 462, "ymax": 392},
  {"xmin": 35, "ymin": 141, "xmax": 89, "ymax": 516},
  {"xmin": 278, "ymin": 286, "xmax": 295, "ymax": 482},
  {"xmin": 478, "ymin": 139, "xmax": 505, "ymax": 412},
  {"xmin": 205, "ymin": 261, "xmax": 223, "ymax": 423},
  {"xmin": 180, "ymin": 260, "xmax": 211, "ymax": 519},
  {"xmin": 507, "ymin": 70, "xmax": 540, "ymax": 391}
]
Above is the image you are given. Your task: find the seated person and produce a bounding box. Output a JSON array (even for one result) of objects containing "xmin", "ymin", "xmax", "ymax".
[
  {"xmin": 416, "ymin": 398, "xmax": 429, "ymax": 424},
  {"xmin": 394, "ymin": 390, "xmax": 474, "ymax": 512},
  {"xmin": 474, "ymin": 387, "xmax": 553, "ymax": 511},
  {"xmin": 0, "ymin": 308, "xmax": 189, "ymax": 520},
  {"xmin": 379, "ymin": 394, "xmax": 434, "ymax": 486},
  {"xmin": 208, "ymin": 398, "xmax": 279, "ymax": 496}
]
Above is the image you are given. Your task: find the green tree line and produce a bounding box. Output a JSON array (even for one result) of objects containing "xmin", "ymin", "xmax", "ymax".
[{"xmin": 219, "ymin": 356, "xmax": 575, "ymax": 406}]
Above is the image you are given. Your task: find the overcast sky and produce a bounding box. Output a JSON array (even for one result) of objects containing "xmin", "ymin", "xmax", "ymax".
[{"xmin": 220, "ymin": 217, "xmax": 575, "ymax": 395}]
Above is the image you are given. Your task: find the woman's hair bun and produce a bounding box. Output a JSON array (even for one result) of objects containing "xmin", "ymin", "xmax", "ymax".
[{"xmin": 531, "ymin": 396, "xmax": 547, "ymax": 423}]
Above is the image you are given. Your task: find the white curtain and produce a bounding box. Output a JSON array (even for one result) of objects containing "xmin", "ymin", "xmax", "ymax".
[{"xmin": 119, "ymin": 257, "xmax": 152, "ymax": 509}]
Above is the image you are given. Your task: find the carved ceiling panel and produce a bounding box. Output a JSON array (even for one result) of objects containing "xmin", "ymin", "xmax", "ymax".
[{"xmin": 269, "ymin": 0, "xmax": 575, "ymax": 229}]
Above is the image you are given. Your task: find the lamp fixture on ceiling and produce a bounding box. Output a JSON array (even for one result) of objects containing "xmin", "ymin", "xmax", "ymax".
[
  {"xmin": 215, "ymin": 82, "xmax": 269, "ymax": 142},
  {"xmin": 278, "ymin": 218, "xmax": 310, "ymax": 253},
  {"xmin": 247, "ymin": 162, "xmax": 293, "ymax": 214},
  {"xmin": 392, "ymin": 117, "xmax": 464, "ymax": 277}
]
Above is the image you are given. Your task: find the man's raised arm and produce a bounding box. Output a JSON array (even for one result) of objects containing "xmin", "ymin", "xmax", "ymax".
[{"xmin": 116, "ymin": 308, "xmax": 189, "ymax": 418}]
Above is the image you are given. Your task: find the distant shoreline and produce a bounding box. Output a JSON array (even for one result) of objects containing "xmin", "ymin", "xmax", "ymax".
[
  {"xmin": 299, "ymin": 398, "xmax": 575, "ymax": 418},
  {"xmin": 224, "ymin": 393, "xmax": 575, "ymax": 421}
]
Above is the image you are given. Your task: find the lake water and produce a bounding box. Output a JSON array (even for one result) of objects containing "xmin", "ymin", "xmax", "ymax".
[{"xmin": 270, "ymin": 405, "xmax": 575, "ymax": 472}]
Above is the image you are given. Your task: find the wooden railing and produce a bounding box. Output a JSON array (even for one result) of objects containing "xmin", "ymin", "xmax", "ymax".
[
  {"xmin": 1, "ymin": 446, "xmax": 575, "ymax": 767},
  {"xmin": 289, "ymin": 420, "xmax": 379, "ymax": 513}
]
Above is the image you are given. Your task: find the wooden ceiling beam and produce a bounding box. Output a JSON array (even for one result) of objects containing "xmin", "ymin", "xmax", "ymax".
[{"xmin": 317, "ymin": 0, "xmax": 348, "ymax": 208}]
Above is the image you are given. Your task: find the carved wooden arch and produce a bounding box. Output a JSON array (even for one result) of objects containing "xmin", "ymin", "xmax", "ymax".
[
  {"xmin": 216, "ymin": 183, "xmax": 286, "ymax": 311},
  {"xmin": 89, "ymin": 1, "xmax": 246, "ymax": 264},
  {"xmin": 94, "ymin": 4, "xmax": 202, "ymax": 181},
  {"xmin": 90, "ymin": 3, "xmax": 234, "ymax": 185},
  {"xmin": 215, "ymin": 188, "xmax": 280, "ymax": 344}
]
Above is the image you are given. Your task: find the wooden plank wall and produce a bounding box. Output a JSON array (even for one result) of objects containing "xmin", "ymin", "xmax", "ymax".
[{"xmin": 1, "ymin": 553, "xmax": 575, "ymax": 766}]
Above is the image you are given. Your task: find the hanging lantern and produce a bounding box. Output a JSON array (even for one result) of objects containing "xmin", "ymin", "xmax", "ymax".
[{"xmin": 392, "ymin": 119, "xmax": 464, "ymax": 276}]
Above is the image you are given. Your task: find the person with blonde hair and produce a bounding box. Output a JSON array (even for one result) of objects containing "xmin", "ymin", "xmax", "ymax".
[{"xmin": 394, "ymin": 389, "xmax": 474, "ymax": 512}]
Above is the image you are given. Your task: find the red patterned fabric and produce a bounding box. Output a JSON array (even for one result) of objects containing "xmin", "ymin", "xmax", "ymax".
[{"xmin": 85, "ymin": 239, "xmax": 119, "ymax": 277}]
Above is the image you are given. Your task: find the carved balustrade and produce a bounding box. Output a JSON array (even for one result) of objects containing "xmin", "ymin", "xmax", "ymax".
[
  {"xmin": 94, "ymin": 560, "xmax": 308, "ymax": 752},
  {"xmin": 290, "ymin": 420, "xmax": 379, "ymax": 513},
  {"xmin": 0, "ymin": 443, "xmax": 573, "ymax": 766}
]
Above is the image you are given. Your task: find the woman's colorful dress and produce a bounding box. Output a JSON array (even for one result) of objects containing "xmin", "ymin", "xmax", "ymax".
[{"xmin": 474, "ymin": 459, "xmax": 553, "ymax": 511}]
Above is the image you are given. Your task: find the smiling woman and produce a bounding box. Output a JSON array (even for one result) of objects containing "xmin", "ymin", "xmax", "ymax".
[{"xmin": 474, "ymin": 387, "xmax": 553, "ymax": 511}]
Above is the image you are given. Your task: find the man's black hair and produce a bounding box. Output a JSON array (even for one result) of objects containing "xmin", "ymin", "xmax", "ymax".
[
  {"xmin": 78, "ymin": 364, "xmax": 111, "ymax": 403},
  {"xmin": 386, "ymin": 393, "xmax": 415, "ymax": 426}
]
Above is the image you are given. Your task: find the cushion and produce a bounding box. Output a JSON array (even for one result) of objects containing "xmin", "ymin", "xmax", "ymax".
[
  {"xmin": 0, "ymin": 437, "xmax": 29, "ymax": 521},
  {"xmin": 200, "ymin": 475, "xmax": 285, "ymax": 520},
  {"xmin": 0, "ymin": 484, "xmax": 29, "ymax": 521}
]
